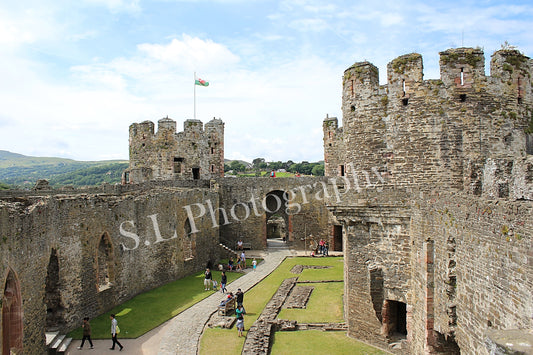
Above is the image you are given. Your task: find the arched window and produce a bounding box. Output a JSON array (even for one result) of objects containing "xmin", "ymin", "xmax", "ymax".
[
  {"xmin": 45, "ymin": 248, "xmax": 64, "ymax": 329},
  {"xmin": 2, "ymin": 268, "xmax": 23, "ymax": 355},
  {"xmin": 96, "ymin": 233, "xmax": 115, "ymax": 292},
  {"xmin": 183, "ymin": 218, "xmax": 196, "ymax": 261}
]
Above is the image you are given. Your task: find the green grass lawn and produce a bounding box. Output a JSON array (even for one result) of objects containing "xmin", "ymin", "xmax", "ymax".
[
  {"xmin": 68, "ymin": 269, "xmax": 244, "ymax": 339},
  {"xmin": 271, "ymin": 330, "xmax": 387, "ymax": 354},
  {"xmin": 277, "ymin": 281, "xmax": 344, "ymax": 323},
  {"xmin": 200, "ymin": 257, "xmax": 363, "ymax": 355}
]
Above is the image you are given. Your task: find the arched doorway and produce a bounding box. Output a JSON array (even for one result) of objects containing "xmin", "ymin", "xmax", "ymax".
[
  {"xmin": 45, "ymin": 249, "xmax": 64, "ymax": 330},
  {"xmin": 267, "ymin": 214, "xmax": 286, "ymax": 240},
  {"xmin": 183, "ymin": 218, "xmax": 196, "ymax": 261},
  {"xmin": 264, "ymin": 190, "xmax": 289, "ymax": 243},
  {"xmin": 96, "ymin": 233, "xmax": 115, "ymax": 292},
  {"xmin": 2, "ymin": 269, "xmax": 23, "ymax": 355}
]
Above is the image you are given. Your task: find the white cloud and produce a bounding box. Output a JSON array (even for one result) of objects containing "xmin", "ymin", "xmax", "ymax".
[
  {"xmin": 138, "ymin": 35, "xmax": 241, "ymax": 71},
  {"xmin": 82, "ymin": 0, "xmax": 141, "ymax": 13}
]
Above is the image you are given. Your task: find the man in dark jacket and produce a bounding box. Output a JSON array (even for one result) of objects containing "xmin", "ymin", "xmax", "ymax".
[
  {"xmin": 236, "ymin": 288, "xmax": 245, "ymax": 313},
  {"xmin": 77, "ymin": 317, "xmax": 94, "ymax": 349}
]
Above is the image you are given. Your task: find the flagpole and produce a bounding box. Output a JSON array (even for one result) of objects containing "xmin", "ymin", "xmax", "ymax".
[{"xmin": 194, "ymin": 72, "xmax": 196, "ymax": 119}]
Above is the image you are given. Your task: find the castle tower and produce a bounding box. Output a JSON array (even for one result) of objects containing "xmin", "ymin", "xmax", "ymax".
[
  {"xmin": 323, "ymin": 115, "xmax": 343, "ymax": 177},
  {"xmin": 340, "ymin": 62, "xmax": 387, "ymax": 178},
  {"xmin": 124, "ymin": 117, "xmax": 225, "ymax": 183},
  {"xmin": 205, "ymin": 118, "xmax": 225, "ymax": 178}
]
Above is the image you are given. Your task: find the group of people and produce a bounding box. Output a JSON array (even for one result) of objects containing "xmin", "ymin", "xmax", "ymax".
[
  {"xmin": 218, "ymin": 288, "xmax": 246, "ymax": 336},
  {"xmin": 77, "ymin": 314, "xmax": 124, "ymax": 351},
  {"xmin": 311, "ymin": 238, "xmax": 329, "ymax": 257},
  {"xmin": 227, "ymin": 251, "xmax": 256, "ymax": 272}
]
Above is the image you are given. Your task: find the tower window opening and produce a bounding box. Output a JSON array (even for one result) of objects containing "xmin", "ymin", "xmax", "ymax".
[
  {"xmin": 460, "ymin": 68, "xmax": 464, "ymax": 86},
  {"xmin": 460, "ymin": 94, "xmax": 467, "ymax": 102},
  {"xmin": 402, "ymin": 98, "xmax": 409, "ymax": 106},
  {"xmin": 351, "ymin": 105, "xmax": 356, "ymax": 112},
  {"xmin": 402, "ymin": 79, "xmax": 406, "ymax": 97},
  {"xmin": 351, "ymin": 79, "xmax": 354, "ymax": 97},
  {"xmin": 518, "ymin": 76, "xmax": 523, "ymax": 103}
]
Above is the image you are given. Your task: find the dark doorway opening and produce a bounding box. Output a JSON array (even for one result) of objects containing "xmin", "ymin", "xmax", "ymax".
[
  {"xmin": 382, "ymin": 300, "xmax": 407, "ymax": 338},
  {"xmin": 2, "ymin": 269, "xmax": 23, "ymax": 355},
  {"xmin": 369, "ymin": 268, "xmax": 384, "ymax": 322},
  {"xmin": 192, "ymin": 167, "xmax": 200, "ymax": 180},
  {"xmin": 264, "ymin": 190, "xmax": 289, "ymax": 243},
  {"xmin": 45, "ymin": 249, "xmax": 64, "ymax": 330},
  {"xmin": 333, "ymin": 225, "xmax": 343, "ymax": 251},
  {"xmin": 267, "ymin": 214, "xmax": 286, "ymax": 240},
  {"xmin": 173, "ymin": 157, "xmax": 184, "ymax": 174}
]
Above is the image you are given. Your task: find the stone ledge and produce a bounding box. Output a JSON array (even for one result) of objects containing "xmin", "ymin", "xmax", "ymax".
[{"xmin": 485, "ymin": 329, "xmax": 533, "ymax": 355}]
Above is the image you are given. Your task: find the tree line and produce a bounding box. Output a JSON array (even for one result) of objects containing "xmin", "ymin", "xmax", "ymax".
[{"xmin": 225, "ymin": 158, "xmax": 324, "ymax": 176}]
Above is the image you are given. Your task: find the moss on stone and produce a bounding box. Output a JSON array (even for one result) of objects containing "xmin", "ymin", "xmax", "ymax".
[
  {"xmin": 525, "ymin": 114, "xmax": 533, "ymax": 134},
  {"xmin": 392, "ymin": 53, "xmax": 420, "ymax": 74}
]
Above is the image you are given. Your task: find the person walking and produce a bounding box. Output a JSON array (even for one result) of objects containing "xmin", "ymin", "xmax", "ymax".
[
  {"xmin": 252, "ymin": 258, "xmax": 257, "ymax": 271},
  {"xmin": 204, "ymin": 268, "xmax": 212, "ymax": 290},
  {"xmin": 220, "ymin": 271, "xmax": 227, "ymax": 293},
  {"xmin": 235, "ymin": 305, "xmax": 245, "ymax": 337},
  {"xmin": 240, "ymin": 251, "xmax": 246, "ymax": 269},
  {"xmin": 109, "ymin": 314, "xmax": 123, "ymax": 351},
  {"xmin": 77, "ymin": 317, "xmax": 94, "ymax": 349}
]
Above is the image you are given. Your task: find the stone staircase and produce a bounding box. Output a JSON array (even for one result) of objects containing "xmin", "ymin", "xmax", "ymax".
[
  {"xmin": 218, "ymin": 242, "xmax": 239, "ymax": 257},
  {"xmin": 46, "ymin": 331, "xmax": 72, "ymax": 354}
]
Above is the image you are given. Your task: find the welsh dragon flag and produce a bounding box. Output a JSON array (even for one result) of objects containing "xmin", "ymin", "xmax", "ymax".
[{"xmin": 195, "ymin": 78, "xmax": 209, "ymax": 87}]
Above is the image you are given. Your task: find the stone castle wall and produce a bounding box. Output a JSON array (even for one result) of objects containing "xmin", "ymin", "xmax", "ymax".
[
  {"xmin": 325, "ymin": 48, "xmax": 533, "ymax": 354},
  {"xmin": 325, "ymin": 48, "xmax": 532, "ymax": 191},
  {"xmin": 216, "ymin": 177, "xmax": 332, "ymax": 250},
  {"xmin": 0, "ymin": 184, "xmax": 220, "ymax": 354},
  {"xmin": 409, "ymin": 191, "xmax": 533, "ymax": 355},
  {"xmin": 0, "ymin": 175, "xmax": 334, "ymax": 354}
]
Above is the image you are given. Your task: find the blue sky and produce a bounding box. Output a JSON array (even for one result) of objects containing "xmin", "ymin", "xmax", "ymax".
[{"xmin": 1, "ymin": 0, "xmax": 532, "ymax": 162}]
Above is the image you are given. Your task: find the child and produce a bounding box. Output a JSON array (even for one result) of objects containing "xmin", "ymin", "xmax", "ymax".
[
  {"xmin": 212, "ymin": 279, "xmax": 218, "ymax": 291},
  {"xmin": 252, "ymin": 258, "xmax": 257, "ymax": 271}
]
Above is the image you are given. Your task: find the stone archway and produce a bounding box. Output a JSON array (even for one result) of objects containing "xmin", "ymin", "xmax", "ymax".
[
  {"xmin": 2, "ymin": 268, "xmax": 23, "ymax": 355},
  {"xmin": 96, "ymin": 232, "xmax": 115, "ymax": 292},
  {"xmin": 45, "ymin": 248, "xmax": 64, "ymax": 330},
  {"xmin": 264, "ymin": 190, "xmax": 289, "ymax": 243},
  {"xmin": 183, "ymin": 218, "xmax": 196, "ymax": 261}
]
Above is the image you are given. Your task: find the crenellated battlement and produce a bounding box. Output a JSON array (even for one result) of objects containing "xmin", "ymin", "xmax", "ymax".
[
  {"xmin": 125, "ymin": 116, "xmax": 224, "ymax": 183},
  {"xmin": 326, "ymin": 47, "xmax": 533, "ymax": 195}
]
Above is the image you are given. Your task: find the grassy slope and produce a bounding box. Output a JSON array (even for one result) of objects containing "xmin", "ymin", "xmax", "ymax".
[{"xmin": 0, "ymin": 150, "xmax": 127, "ymax": 187}]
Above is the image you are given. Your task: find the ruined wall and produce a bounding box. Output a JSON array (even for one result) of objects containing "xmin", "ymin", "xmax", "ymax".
[
  {"xmin": 410, "ymin": 192, "xmax": 533, "ymax": 355},
  {"xmin": 328, "ymin": 188, "xmax": 412, "ymax": 349},
  {"xmin": 0, "ymin": 183, "xmax": 220, "ymax": 354},
  {"xmin": 325, "ymin": 47, "xmax": 533, "ymax": 354},
  {"xmin": 216, "ymin": 177, "xmax": 333, "ymax": 251},
  {"xmin": 126, "ymin": 117, "xmax": 224, "ymax": 183}
]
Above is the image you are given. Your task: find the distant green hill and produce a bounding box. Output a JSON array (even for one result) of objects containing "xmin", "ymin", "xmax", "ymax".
[{"xmin": 0, "ymin": 150, "xmax": 128, "ymax": 188}]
